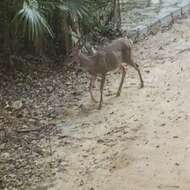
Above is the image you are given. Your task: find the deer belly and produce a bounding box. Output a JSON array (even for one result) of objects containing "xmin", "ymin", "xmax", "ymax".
[{"xmin": 106, "ymin": 52, "xmax": 121, "ymax": 71}]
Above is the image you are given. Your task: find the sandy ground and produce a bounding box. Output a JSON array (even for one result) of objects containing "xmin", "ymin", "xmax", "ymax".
[{"xmin": 44, "ymin": 18, "xmax": 190, "ymax": 190}]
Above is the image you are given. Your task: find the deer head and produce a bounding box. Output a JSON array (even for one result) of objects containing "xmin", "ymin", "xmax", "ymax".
[{"xmin": 69, "ymin": 40, "xmax": 82, "ymax": 65}]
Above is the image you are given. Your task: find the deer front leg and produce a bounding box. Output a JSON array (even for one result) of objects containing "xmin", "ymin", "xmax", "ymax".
[
  {"xmin": 116, "ymin": 64, "xmax": 127, "ymax": 97},
  {"xmin": 89, "ymin": 75, "xmax": 97, "ymax": 103},
  {"xmin": 98, "ymin": 74, "xmax": 106, "ymax": 110}
]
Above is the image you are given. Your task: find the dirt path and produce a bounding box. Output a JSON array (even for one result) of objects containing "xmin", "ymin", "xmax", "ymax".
[{"xmin": 44, "ymin": 18, "xmax": 190, "ymax": 190}]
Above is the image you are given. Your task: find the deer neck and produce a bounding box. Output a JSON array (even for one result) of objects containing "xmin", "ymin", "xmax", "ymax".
[{"xmin": 78, "ymin": 53, "xmax": 94, "ymax": 72}]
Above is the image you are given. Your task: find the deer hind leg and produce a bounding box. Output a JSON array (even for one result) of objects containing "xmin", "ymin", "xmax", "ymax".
[
  {"xmin": 116, "ymin": 64, "xmax": 127, "ymax": 97},
  {"xmin": 89, "ymin": 75, "xmax": 97, "ymax": 103},
  {"xmin": 131, "ymin": 61, "xmax": 144, "ymax": 88},
  {"xmin": 98, "ymin": 74, "xmax": 106, "ymax": 110},
  {"xmin": 123, "ymin": 48, "xmax": 144, "ymax": 88}
]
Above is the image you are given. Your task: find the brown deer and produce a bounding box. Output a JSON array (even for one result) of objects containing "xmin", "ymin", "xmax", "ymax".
[{"xmin": 70, "ymin": 37, "xmax": 144, "ymax": 109}]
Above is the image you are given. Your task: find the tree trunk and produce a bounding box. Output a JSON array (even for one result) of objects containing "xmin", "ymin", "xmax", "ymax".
[{"xmin": 112, "ymin": 0, "xmax": 121, "ymax": 29}]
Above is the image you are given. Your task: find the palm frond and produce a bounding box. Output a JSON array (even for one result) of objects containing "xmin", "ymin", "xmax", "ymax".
[
  {"xmin": 59, "ymin": 0, "xmax": 91, "ymax": 18},
  {"xmin": 12, "ymin": 0, "xmax": 54, "ymax": 41}
]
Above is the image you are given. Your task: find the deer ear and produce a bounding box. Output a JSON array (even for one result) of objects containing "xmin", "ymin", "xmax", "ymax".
[
  {"xmin": 76, "ymin": 38, "xmax": 85, "ymax": 49},
  {"xmin": 75, "ymin": 39, "xmax": 81, "ymax": 48}
]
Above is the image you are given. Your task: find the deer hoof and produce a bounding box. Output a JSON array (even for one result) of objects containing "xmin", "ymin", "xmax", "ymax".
[
  {"xmin": 116, "ymin": 92, "xmax": 121, "ymax": 97},
  {"xmin": 98, "ymin": 104, "xmax": 102, "ymax": 110},
  {"xmin": 140, "ymin": 83, "xmax": 144, "ymax": 88},
  {"xmin": 92, "ymin": 98, "xmax": 98, "ymax": 103}
]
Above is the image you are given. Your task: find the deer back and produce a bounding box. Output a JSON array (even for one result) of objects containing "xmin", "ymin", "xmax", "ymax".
[
  {"xmin": 77, "ymin": 37, "xmax": 133, "ymax": 75},
  {"xmin": 103, "ymin": 38, "xmax": 133, "ymax": 64}
]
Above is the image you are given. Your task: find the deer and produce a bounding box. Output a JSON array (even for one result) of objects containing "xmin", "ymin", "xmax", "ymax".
[{"xmin": 69, "ymin": 37, "xmax": 144, "ymax": 110}]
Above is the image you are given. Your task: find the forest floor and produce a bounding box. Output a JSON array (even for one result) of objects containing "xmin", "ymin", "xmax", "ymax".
[{"xmin": 1, "ymin": 17, "xmax": 190, "ymax": 190}]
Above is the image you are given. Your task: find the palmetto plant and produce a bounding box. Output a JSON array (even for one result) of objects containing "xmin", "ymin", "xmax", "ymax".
[
  {"xmin": 0, "ymin": 0, "xmax": 120, "ymax": 59},
  {"xmin": 13, "ymin": 0, "xmax": 54, "ymax": 41}
]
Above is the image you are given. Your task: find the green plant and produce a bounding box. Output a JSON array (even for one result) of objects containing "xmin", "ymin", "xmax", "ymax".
[{"xmin": 0, "ymin": 0, "xmax": 121, "ymax": 60}]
